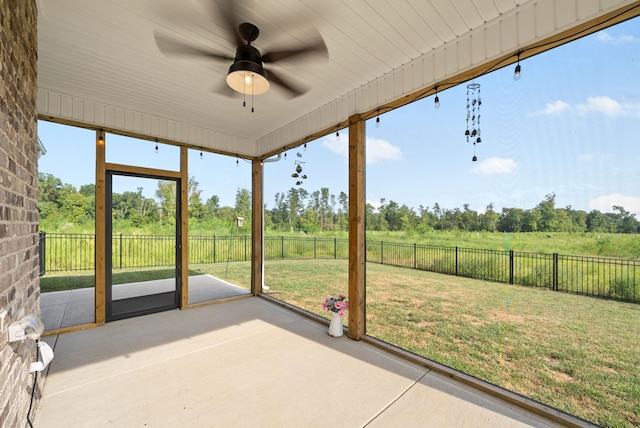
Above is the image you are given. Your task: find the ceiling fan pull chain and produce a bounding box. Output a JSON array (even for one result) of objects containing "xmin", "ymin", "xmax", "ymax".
[{"xmin": 243, "ymin": 77, "xmax": 247, "ymax": 108}]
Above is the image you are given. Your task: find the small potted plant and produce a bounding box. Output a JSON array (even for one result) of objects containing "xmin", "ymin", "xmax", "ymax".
[{"xmin": 322, "ymin": 294, "xmax": 348, "ymax": 337}]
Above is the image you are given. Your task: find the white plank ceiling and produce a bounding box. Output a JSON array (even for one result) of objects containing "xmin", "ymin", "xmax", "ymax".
[{"xmin": 36, "ymin": 0, "xmax": 639, "ymax": 157}]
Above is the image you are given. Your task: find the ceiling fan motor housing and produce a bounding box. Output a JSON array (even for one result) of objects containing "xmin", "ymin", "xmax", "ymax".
[{"xmin": 239, "ymin": 22, "xmax": 260, "ymax": 43}]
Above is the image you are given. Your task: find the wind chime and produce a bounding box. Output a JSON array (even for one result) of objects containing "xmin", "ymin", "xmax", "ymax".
[
  {"xmin": 290, "ymin": 145, "xmax": 308, "ymax": 186},
  {"xmin": 465, "ymin": 82, "xmax": 481, "ymax": 161}
]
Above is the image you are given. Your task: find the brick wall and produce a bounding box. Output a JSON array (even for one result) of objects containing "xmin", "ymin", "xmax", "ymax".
[{"xmin": 0, "ymin": 0, "xmax": 41, "ymax": 426}]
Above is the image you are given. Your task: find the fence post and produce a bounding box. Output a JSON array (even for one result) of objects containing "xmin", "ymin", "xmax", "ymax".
[
  {"xmin": 281, "ymin": 236, "xmax": 284, "ymax": 260},
  {"xmin": 553, "ymin": 253, "xmax": 559, "ymax": 291},
  {"xmin": 119, "ymin": 233, "xmax": 123, "ymax": 269},
  {"xmin": 455, "ymin": 246, "xmax": 459, "ymax": 276},
  {"xmin": 39, "ymin": 232, "xmax": 46, "ymax": 276},
  {"xmin": 334, "ymin": 238, "xmax": 337, "ymax": 259},
  {"xmin": 414, "ymin": 243, "xmax": 417, "ymax": 269},
  {"xmin": 245, "ymin": 235, "xmax": 248, "ymax": 261},
  {"xmin": 380, "ymin": 241, "xmax": 384, "ymax": 264},
  {"xmin": 213, "ymin": 235, "xmax": 217, "ymax": 263},
  {"xmin": 314, "ymin": 237, "xmax": 317, "ymax": 259},
  {"xmin": 509, "ymin": 250, "xmax": 514, "ymax": 284}
]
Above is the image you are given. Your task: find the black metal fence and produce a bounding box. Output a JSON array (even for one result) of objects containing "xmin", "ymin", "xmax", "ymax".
[{"xmin": 38, "ymin": 232, "xmax": 639, "ymax": 303}]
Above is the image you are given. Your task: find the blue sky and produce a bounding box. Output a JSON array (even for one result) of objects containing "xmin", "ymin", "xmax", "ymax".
[{"xmin": 38, "ymin": 17, "xmax": 640, "ymax": 217}]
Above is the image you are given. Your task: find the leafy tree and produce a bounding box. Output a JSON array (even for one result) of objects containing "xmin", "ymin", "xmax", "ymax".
[
  {"xmin": 188, "ymin": 177, "xmax": 206, "ymax": 220},
  {"xmin": 39, "ymin": 172, "xmax": 65, "ymax": 205},
  {"xmin": 234, "ymin": 188, "xmax": 251, "ymax": 221},
  {"xmin": 460, "ymin": 204, "xmax": 479, "ymax": 231},
  {"xmin": 337, "ymin": 191, "xmax": 348, "ymax": 231},
  {"xmin": 319, "ymin": 187, "xmax": 331, "ymax": 231},
  {"xmin": 37, "ymin": 172, "xmax": 640, "ymax": 236},
  {"xmin": 536, "ymin": 193, "xmax": 558, "ymax": 232},
  {"xmin": 78, "ymin": 184, "xmax": 96, "ymax": 219},
  {"xmin": 205, "ymin": 195, "xmax": 220, "ymax": 217},
  {"xmin": 155, "ymin": 180, "xmax": 177, "ymax": 224},
  {"xmin": 269, "ymin": 192, "xmax": 288, "ymax": 231},
  {"xmin": 569, "ymin": 209, "xmax": 587, "ymax": 233},
  {"xmin": 586, "ymin": 210, "xmax": 614, "ymax": 233},
  {"xmin": 60, "ymin": 192, "xmax": 91, "ymax": 223},
  {"xmin": 365, "ymin": 202, "xmax": 379, "ymax": 230},
  {"xmin": 79, "ymin": 183, "xmax": 95, "ymax": 197},
  {"xmin": 113, "ymin": 189, "xmax": 142, "ymax": 219},
  {"xmin": 612, "ymin": 205, "xmax": 638, "ymax": 233},
  {"xmin": 286, "ymin": 188, "xmax": 303, "ymax": 231},
  {"xmin": 499, "ymin": 207, "xmax": 524, "ymax": 232},
  {"xmin": 417, "ymin": 205, "xmax": 436, "ymax": 232},
  {"xmin": 521, "ymin": 209, "xmax": 541, "ymax": 232},
  {"xmin": 380, "ymin": 200, "xmax": 403, "ymax": 231},
  {"xmin": 299, "ymin": 206, "xmax": 318, "ymax": 233},
  {"xmin": 480, "ymin": 203, "xmax": 499, "ymax": 232}
]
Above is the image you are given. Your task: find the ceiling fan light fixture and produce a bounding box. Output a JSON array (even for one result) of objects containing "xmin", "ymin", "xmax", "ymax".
[{"xmin": 227, "ymin": 60, "xmax": 270, "ymax": 95}]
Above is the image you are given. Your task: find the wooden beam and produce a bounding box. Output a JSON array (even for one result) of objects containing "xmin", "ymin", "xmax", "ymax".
[
  {"xmin": 348, "ymin": 114, "xmax": 365, "ymax": 340},
  {"xmin": 95, "ymin": 130, "xmax": 106, "ymax": 324},
  {"xmin": 251, "ymin": 159, "xmax": 264, "ymax": 296},
  {"xmin": 180, "ymin": 147, "xmax": 189, "ymax": 309},
  {"xmin": 104, "ymin": 162, "xmax": 181, "ymax": 179}
]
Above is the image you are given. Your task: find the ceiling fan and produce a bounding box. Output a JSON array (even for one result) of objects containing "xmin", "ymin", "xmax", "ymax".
[{"xmin": 154, "ymin": 0, "xmax": 328, "ymax": 99}]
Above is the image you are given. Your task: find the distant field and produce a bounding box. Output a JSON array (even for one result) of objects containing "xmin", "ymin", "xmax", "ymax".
[
  {"xmin": 364, "ymin": 230, "xmax": 640, "ymax": 260},
  {"xmin": 270, "ymin": 230, "xmax": 640, "ymax": 260}
]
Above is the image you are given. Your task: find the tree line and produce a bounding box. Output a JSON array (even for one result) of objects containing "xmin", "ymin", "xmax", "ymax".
[{"xmin": 38, "ymin": 173, "xmax": 639, "ymax": 234}]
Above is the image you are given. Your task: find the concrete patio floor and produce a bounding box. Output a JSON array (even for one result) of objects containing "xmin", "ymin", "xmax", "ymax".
[
  {"xmin": 35, "ymin": 297, "xmax": 571, "ymax": 427},
  {"xmin": 40, "ymin": 274, "xmax": 250, "ymax": 330}
]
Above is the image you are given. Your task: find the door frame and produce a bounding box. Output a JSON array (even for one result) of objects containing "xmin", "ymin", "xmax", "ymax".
[{"xmin": 104, "ymin": 163, "xmax": 183, "ymax": 322}]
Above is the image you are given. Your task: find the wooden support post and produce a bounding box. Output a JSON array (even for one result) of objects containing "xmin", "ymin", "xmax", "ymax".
[
  {"xmin": 251, "ymin": 159, "xmax": 264, "ymax": 296},
  {"xmin": 348, "ymin": 114, "xmax": 366, "ymax": 340},
  {"xmin": 95, "ymin": 130, "xmax": 106, "ymax": 324},
  {"xmin": 180, "ymin": 146, "xmax": 189, "ymax": 309}
]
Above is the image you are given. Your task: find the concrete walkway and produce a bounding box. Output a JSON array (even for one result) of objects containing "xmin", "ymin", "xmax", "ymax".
[
  {"xmin": 40, "ymin": 274, "xmax": 249, "ymax": 330},
  {"xmin": 35, "ymin": 297, "xmax": 568, "ymax": 427}
]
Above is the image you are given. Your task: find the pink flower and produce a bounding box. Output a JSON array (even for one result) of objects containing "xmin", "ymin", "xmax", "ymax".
[{"xmin": 322, "ymin": 295, "xmax": 349, "ymax": 314}]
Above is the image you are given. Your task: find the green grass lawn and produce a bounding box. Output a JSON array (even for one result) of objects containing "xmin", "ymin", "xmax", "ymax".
[{"xmin": 40, "ymin": 259, "xmax": 639, "ymax": 427}]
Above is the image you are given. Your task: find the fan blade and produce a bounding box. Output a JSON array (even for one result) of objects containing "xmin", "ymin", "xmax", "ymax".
[
  {"xmin": 154, "ymin": 31, "xmax": 232, "ymax": 61},
  {"xmin": 217, "ymin": 0, "xmax": 244, "ymax": 47},
  {"xmin": 262, "ymin": 38, "xmax": 328, "ymax": 63},
  {"xmin": 265, "ymin": 68, "xmax": 308, "ymax": 98}
]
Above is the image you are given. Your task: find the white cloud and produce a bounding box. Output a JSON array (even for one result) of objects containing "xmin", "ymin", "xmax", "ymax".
[
  {"xmin": 532, "ymin": 97, "xmax": 640, "ymax": 118},
  {"xmin": 322, "ymin": 137, "xmax": 402, "ymax": 164},
  {"xmin": 366, "ymin": 199, "xmax": 382, "ymax": 210},
  {"xmin": 596, "ymin": 31, "xmax": 614, "ymax": 43},
  {"xmin": 471, "ymin": 157, "xmax": 516, "ymax": 176},
  {"xmin": 367, "ymin": 137, "xmax": 403, "ymax": 164},
  {"xmin": 596, "ymin": 31, "xmax": 640, "ymax": 44},
  {"xmin": 532, "ymin": 100, "xmax": 570, "ymax": 115},
  {"xmin": 322, "ymin": 138, "xmax": 348, "ymax": 157},
  {"xmin": 589, "ymin": 194, "xmax": 640, "ymax": 217},
  {"xmin": 619, "ymin": 35, "xmax": 640, "ymax": 43},
  {"xmin": 576, "ymin": 96, "xmax": 625, "ymax": 117}
]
